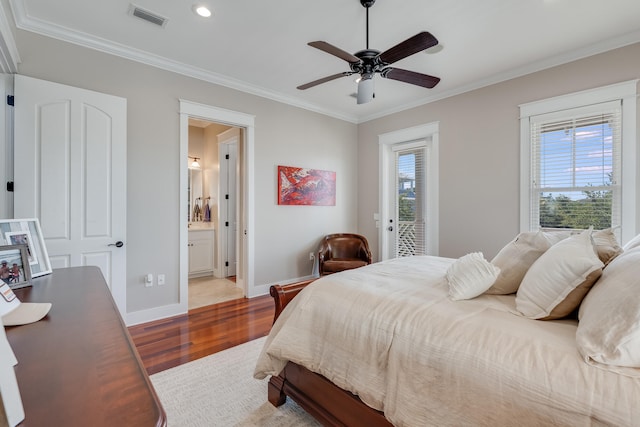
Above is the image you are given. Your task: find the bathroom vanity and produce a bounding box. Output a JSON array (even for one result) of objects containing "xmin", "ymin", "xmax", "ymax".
[{"xmin": 188, "ymin": 224, "xmax": 215, "ymax": 277}]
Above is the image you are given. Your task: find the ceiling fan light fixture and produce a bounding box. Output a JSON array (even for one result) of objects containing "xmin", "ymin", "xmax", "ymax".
[
  {"xmin": 357, "ymin": 75, "xmax": 375, "ymax": 104},
  {"xmin": 297, "ymin": 0, "xmax": 441, "ymax": 101}
]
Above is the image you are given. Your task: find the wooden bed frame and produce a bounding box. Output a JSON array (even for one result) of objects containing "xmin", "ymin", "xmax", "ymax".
[{"xmin": 268, "ymin": 281, "xmax": 393, "ymax": 427}]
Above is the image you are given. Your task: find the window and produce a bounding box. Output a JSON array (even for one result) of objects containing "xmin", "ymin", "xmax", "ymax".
[
  {"xmin": 520, "ymin": 81, "xmax": 637, "ymax": 243},
  {"xmin": 532, "ymin": 102, "xmax": 621, "ymax": 231}
]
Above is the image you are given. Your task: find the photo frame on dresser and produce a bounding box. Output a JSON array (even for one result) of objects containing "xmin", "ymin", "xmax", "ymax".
[
  {"xmin": 0, "ymin": 245, "xmax": 32, "ymax": 290},
  {"xmin": 0, "ymin": 219, "xmax": 51, "ymax": 278}
]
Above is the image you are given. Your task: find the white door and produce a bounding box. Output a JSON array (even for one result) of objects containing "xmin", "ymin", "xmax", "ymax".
[
  {"xmin": 13, "ymin": 75, "xmax": 127, "ymax": 316},
  {"xmin": 379, "ymin": 123, "xmax": 440, "ymax": 261},
  {"xmin": 219, "ymin": 137, "xmax": 238, "ymax": 277},
  {"xmin": 392, "ymin": 144, "xmax": 427, "ymax": 257},
  {"xmin": 386, "ymin": 142, "xmax": 428, "ymax": 258}
]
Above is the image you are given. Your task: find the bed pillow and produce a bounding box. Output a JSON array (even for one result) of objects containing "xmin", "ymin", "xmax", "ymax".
[
  {"xmin": 576, "ymin": 246, "xmax": 640, "ymax": 368},
  {"xmin": 515, "ymin": 229, "xmax": 603, "ymax": 320},
  {"xmin": 622, "ymin": 232, "xmax": 640, "ymax": 251},
  {"xmin": 446, "ymin": 252, "xmax": 500, "ymax": 301},
  {"xmin": 592, "ymin": 228, "xmax": 623, "ymax": 266},
  {"xmin": 485, "ymin": 231, "xmax": 556, "ymax": 295}
]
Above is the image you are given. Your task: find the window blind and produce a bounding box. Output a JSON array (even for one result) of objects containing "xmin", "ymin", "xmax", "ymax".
[
  {"xmin": 395, "ymin": 147, "xmax": 426, "ymax": 256},
  {"xmin": 530, "ymin": 100, "xmax": 622, "ymax": 233}
]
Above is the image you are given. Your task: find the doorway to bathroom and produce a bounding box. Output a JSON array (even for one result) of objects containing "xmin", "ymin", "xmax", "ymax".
[
  {"xmin": 177, "ymin": 99, "xmax": 255, "ymax": 313},
  {"xmin": 187, "ymin": 119, "xmax": 243, "ymax": 309}
]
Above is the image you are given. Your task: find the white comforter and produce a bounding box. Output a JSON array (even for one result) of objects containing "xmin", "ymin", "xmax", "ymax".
[{"xmin": 254, "ymin": 256, "xmax": 640, "ymax": 426}]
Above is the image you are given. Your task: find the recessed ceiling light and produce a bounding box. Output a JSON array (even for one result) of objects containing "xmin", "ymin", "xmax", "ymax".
[{"xmin": 193, "ymin": 5, "xmax": 212, "ymax": 18}]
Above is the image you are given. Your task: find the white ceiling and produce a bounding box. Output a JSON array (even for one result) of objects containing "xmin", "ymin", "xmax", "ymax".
[{"xmin": 7, "ymin": 0, "xmax": 640, "ymax": 123}]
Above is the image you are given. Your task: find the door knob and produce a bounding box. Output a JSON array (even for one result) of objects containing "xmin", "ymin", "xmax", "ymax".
[{"xmin": 108, "ymin": 241, "xmax": 124, "ymax": 248}]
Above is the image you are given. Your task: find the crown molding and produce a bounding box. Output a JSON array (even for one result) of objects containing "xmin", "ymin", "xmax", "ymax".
[
  {"xmin": 8, "ymin": 0, "xmax": 359, "ymax": 123},
  {"xmin": 359, "ymin": 29, "xmax": 640, "ymax": 123},
  {"xmin": 8, "ymin": 0, "xmax": 640, "ymax": 125},
  {"xmin": 0, "ymin": 2, "xmax": 20, "ymax": 73}
]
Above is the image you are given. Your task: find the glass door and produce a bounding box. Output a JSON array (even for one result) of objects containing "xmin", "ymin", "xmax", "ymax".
[{"xmin": 394, "ymin": 147, "xmax": 426, "ymax": 257}]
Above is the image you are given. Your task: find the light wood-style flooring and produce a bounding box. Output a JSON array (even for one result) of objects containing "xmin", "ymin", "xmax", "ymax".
[{"xmin": 129, "ymin": 295, "xmax": 274, "ymax": 375}]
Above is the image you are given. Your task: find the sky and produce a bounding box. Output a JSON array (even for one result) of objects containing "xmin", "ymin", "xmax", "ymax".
[{"xmin": 539, "ymin": 121, "xmax": 615, "ymax": 199}]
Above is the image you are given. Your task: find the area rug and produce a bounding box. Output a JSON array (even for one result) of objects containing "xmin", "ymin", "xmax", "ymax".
[{"xmin": 150, "ymin": 337, "xmax": 320, "ymax": 426}]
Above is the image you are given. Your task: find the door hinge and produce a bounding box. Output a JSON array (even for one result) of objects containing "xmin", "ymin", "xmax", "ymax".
[
  {"xmin": 225, "ymin": 221, "xmax": 229, "ymax": 227},
  {"xmin": 225, "ymin": 194, "xmax": 229, "ymax": 200},
  {"xmin": 225, "ymin": 261, "xmax": 229, "ymax": 267},
  {"xmin": 225, "ymin": 154, "xmax": 229, "ymax": 160},
  {"xmin": 6, "ymin": 95, "xmax": 14, "ymax": 106},
  {"xmin": 6, "ymin": 181, "xmax": 13, "ymax": 192}
]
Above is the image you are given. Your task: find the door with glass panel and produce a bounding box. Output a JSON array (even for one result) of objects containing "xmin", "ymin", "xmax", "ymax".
[{"xmin": 388, "ymin": 142, "xmax": 428, "ymax": 258}]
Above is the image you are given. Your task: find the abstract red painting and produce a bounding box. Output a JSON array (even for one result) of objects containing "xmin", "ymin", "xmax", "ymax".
[{"xmin": 278, "ymin": 165, "xmax": 336, "ymax": 206}]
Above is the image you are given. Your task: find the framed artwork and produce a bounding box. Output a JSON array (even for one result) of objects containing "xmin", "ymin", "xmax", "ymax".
[
  {"xmin": 0, "ymin": 219, "xmax": 52, "ymax": 278},
  {"xmin": 0, "ymin": 244, "xmax": 31, "ymax": 290},
  {"xmin": 278, "ymin": 165, "xmax": 336, "ymax": 206}
]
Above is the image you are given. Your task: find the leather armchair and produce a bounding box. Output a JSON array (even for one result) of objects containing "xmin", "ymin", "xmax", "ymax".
[{"xmin": 318, "ymin": 233, "xmax": 372, "ymax": 276}]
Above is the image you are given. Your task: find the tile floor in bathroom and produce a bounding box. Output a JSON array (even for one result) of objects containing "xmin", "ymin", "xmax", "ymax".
[{"xmin": 188, "ymin": 275, "xmax": 243, "ymax": 310}]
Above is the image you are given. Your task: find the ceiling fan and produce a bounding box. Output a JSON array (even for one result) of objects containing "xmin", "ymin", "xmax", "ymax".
[{"xmin": 297, "ymin": 0, "xmax": 441, "ymax": 104}]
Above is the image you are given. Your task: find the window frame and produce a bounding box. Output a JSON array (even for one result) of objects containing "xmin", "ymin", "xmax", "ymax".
[{"xmin": 519, "ymin": 80, "xmax": 638, "ymax": 244}]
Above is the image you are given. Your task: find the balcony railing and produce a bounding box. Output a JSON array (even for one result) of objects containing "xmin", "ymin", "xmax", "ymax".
[{"xmin": 397, "ymin": 221, "xmax": 425, "ymax": 257}]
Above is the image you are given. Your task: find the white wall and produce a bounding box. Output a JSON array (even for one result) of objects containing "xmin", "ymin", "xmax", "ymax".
[
  {"xmin": 12, "ymin": 29, "xmax": 358, "ymax": 320},
  {"xmin": 358, "ymin": 42, "xmax": 640, "ymax": 261}
]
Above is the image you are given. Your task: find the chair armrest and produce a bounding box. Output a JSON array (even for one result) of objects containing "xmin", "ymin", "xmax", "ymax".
[{"xmin": 359, "ymin": 246, "xmax": 373, "ymax": 264}]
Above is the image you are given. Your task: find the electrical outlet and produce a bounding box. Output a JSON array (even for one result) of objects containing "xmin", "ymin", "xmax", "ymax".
[
  {"xmin": 309, "ymin": 252, "xmax": 315, "ymax": 261},
  {"xmin": 158, "ymin": 274, "xmax": 166, "ymax": 285}
]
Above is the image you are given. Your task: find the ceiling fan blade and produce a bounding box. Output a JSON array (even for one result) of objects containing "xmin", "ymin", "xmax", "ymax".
[
  {"xmin": 381, "ymin": 68, "xmax": 441, "ymax": 89},
  {"xmin": 378, "ymin": 31, "xmax": 439, "ymax": 65},
  {"xmin": 308, "ymin": 41, "xmax": 361, "ymax": 64},
  {"xmin": 297, "ymin": 72, "xmax": 353, "ymax": 90}
]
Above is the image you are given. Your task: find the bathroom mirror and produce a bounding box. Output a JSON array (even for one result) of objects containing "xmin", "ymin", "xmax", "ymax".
[{"xmin": 188, "ymin": 168, "xmax": 203, "ymax": 222}]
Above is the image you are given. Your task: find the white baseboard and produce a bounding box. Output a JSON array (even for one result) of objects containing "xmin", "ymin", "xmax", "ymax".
[
  {"xmin": 249, "ymin": 274, "xmax": 318, "ymax": 298},
  {"xmin": 126, "ymin": 302, "xmax": 187, "ymax": 326},
  {"xmin": 126, "ymin": 275, "xmax": 318, "ymax": 325}
]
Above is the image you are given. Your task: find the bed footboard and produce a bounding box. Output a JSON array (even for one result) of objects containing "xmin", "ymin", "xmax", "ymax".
[
  {"xmin": 269, "ymin": 279, "xmax": 315, "ymax": 323},
  {"xmin": 269, "ymin": 362, "xmax": 392, "ymax": 427},
  {"xmin": 268, "ymin": 279, "xmax": 393, "ymax": 426}
]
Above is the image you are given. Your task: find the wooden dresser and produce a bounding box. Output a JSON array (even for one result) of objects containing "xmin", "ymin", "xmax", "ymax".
[{"xmin": 5, "ymin": 266, "xmax": 166, "ymax": 427}]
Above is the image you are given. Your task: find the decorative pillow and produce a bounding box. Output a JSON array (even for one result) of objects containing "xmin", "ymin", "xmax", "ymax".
[
  {"xmin": 485, "ymin": 231, "xmax": 557, "ymax": 295},
  {"xmin": 543, "ymin": 229, "xmax": 577, "ymax": 243},
  {"xmin": 446, "ymin": 252, "xmax": 500, "ymax": 301},
  {"xmin": 622, "ymin": 232, "xmax": 640, "ymax": 252},
  {"xmin": 515, "ymin": 229, "xmax": 603, "ymax": 320},
  {"xmin": 576, "ymin": 246, "xmax": 640, "ymax": 368},
  {"xmin": 592, "ymin": 228, "xmax": 623, "ymax": 265}
]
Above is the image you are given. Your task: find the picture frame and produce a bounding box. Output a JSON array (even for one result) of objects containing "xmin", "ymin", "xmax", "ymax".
[
  {"xmin": 277, "ymin": 165, "xmax": 336, "ymax": 206},
  {"xmin": 0, "ymin": 245, "xmax": 32, "ymax": 290},
  {"xmin": 0, "ymin": 219, "xmax": 51, "ymax": 278}
]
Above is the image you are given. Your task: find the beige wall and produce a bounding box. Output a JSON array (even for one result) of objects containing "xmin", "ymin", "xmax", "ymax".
[
  {"xmin": 358, "ymin": 42, "xmax": 640, "ymax": 261},
  {"xmin": 13, "ymin": 30, "xmax": 358, "ymax": 318},
  {"xmin": 10, "ymin": 22, "xmax": 640, "ymax": 321}
]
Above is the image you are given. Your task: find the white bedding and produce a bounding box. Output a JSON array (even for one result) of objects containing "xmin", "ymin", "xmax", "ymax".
[{"xmin": 254, "ymin": 256, "xmax": 640, "ymax": 426}]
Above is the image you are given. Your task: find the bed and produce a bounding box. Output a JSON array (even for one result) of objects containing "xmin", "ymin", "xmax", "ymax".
[{"xmin": 254, "ymin": 231, "xmax": 640, "ymax": 426}]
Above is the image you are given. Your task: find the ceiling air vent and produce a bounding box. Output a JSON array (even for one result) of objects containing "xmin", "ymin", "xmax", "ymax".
[{"xmin": 129, "ymin": 4, "xmax": 168, "ymax": 27}]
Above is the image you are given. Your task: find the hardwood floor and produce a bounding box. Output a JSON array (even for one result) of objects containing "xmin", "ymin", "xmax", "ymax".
[{"xmin": 129, "ymin": 295, "xmax": 274, "ymax": 375}]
